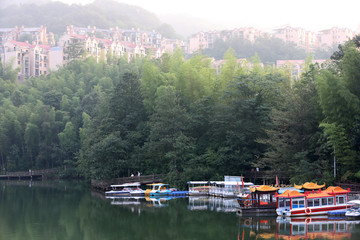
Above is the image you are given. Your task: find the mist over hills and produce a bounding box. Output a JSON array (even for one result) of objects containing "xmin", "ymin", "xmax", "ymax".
[
  {"xmin": 0, "ymin": 0, "xmax": 165, "ymax": 36},
  {"xmin": 0, "ymin": 0, "xmax": 216, "ymax": 39},
  {"xmin": 158, "ymin": 13, "xmax": 224, "ymax": 38}
]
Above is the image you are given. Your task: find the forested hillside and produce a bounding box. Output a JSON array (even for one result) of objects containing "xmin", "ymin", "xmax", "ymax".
[
  {"xmin": 1, "ymin": 37, "xmax": 360, "ymax": 187},
  {"xmin": 0, "ymin": 0, "xmax": 177, "ymax": 38},
  {"xmin": 202, "ymin": 37, "xmax": 335, "ymax": 64}
]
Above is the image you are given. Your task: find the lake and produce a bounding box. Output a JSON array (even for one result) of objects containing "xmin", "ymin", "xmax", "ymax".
[{"xmin": 1, "ymin": 180, "xmax": 360, "ymax": 240}]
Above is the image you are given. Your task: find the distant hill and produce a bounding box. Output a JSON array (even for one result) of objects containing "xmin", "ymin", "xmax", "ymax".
[
  {"xmin": 158, "ymin": 13, "xmax": 225, "ymax": 38},
  {"xmin": 0, "ymin": 0, "xmax": 168, "ymax": 36},
  {"xmin": 0, "ymin": 0, "xmax": 48, "ymax": 9}
]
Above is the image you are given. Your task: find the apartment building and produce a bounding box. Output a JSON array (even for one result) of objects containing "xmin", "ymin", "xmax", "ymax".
[
  {"xmin": 276, "ymin": 59, "xmax": 327, "ymax": 80},
  {"xmin": 317, "ymin": 27, "xmax": 356, "ymax": 49},
  {"xmin": 161, "ymin": 38, "xmax": 186, "ymax": 54},
  {"xmin": 188, "ymin": 25, "xmax": 359, "ymax": 54},
  {"xmin": 0, "ymin": 26, "xmax": 55, "ymax": 46},
  {"xmin": 273, "ymin": 26, "xmax": 307, "ymax": 49},
  {"xmin": 187, "ymin": 27, "xmax": 264, "ymax": 54},
  {"xmin": 0, "ymin": 40, "xmax": 63, "ymax": 81}
]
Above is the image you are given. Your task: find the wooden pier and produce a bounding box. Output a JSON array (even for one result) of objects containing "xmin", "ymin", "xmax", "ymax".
[{"xmin": 0, "ymin": 168, "xmax": 59, "ymax": 181}]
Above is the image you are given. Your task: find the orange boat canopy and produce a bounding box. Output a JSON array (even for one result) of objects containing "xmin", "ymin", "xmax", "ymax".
[
  {"xmin": 294, "ymin": 182, "xmax": 325, "ymax": 190},
  {"xmin": 305, "ymin": 192, "xmax": 332, "ymax": 199},
  {"xmin": 249, "ymin": 185, "xmax": 279, "ymax": 192},
  {"xmin": 323, "ymin": 186, "xmax": 350, "ymax": 194},
  {"xmin": 276, "ymin": 190, "xmax": 305, "ymax": 198}
]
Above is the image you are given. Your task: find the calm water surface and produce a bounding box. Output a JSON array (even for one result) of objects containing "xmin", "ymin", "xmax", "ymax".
[{"xmin": 1, "ymin": 180, "xmax": 360, "ymax": 240}]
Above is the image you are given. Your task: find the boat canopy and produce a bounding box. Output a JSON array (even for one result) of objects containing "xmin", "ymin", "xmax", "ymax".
[
  {"xmin": 187, "ymin": 181, "xmax": 210, "ymax": 184},
  {"xmin": 348, "ymin": 200, "xmax": 360, "ymax": 205},
  {"xmin": 294, "ymin": 182, "xmax": 325, "ymax": 190},
  {"xmin": 276, "ymin": 190, "xmax": 305, "ymax": 198},
  {"xmin": 250, "ymin": 185, "xmax": 279, "ymax": 192},
  {"xmin": 146, "ymin": 183, "xmax": 167, "ymax": 186},
  {"xmin": 323, "ymin": 186, "xmax": 350, "ymax": 194},
  {"xmin": 305, "ymin": 192, "xmax": 332, "ymax": 199},
  {"xmin": 110, "ymin": 182, "xmax": 141, "ymax": 187},
  {"xmin": 221, "ymin": 181, "xmax": 254, "ymax": 186}
]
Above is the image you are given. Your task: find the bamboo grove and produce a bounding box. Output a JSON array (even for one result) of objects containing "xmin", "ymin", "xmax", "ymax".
[{"xmin": 0, "ymin": 37, "xmax": 360, "ymax": 186}]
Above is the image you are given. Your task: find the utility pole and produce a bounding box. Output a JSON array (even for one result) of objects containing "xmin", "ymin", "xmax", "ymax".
[{"xmin": 334, "ymin": 146, "xmax": 336, "ymax": 178}]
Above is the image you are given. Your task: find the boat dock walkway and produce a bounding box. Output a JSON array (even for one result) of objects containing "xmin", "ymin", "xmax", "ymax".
[
  {"xmin": 169, "ymin": 191, "xmax": 188, "ymax": 196},
  {"xmin": 0, "ymin": 168, "xmax": 58, "ymax": 180}
]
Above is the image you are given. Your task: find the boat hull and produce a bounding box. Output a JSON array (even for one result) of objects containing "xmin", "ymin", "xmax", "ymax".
[
  {"xmin": 105, "ymin": 191, "xmax": 130, "ymax": 196},
  {"xmin": 277, "ymin": 205, "xmax": 350, "ymax": 217}
]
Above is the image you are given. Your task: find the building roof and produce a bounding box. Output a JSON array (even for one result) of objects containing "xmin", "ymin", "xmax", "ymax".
[
  {"xmin": 95, "ymin": 38, "xmax": 112, "ymax": 44},
  {"xmin": 294, "ymin": 182, "xmax": 325, "ymax": 190},
  {"xmin": 250, "ymin": 185, "xmax": 279, "ymax": 192},
  {"xmin": 0, "ymin": 28, "xmax": 15, "ymax": 32},
  {"xmin": 304, "ymin": 192, "xmax": 332, "ymax": 199},
  {"xmin": 276, "ymin": 190, "xmax": 305, "ymax": 198},
  {"xmin": 71, "ymin": 34, "xmax": 88, "ymax": 40},
  {"xmin": 10, "ymin": 40, "xmax": 33, "ymax": 48},
  {"xmin": 120, "ymin": 41, "xmax": 136, "ymax": 48},
  {"xmin": 22, "ymin": 27, "xmax": 41, "ymax": 32},
  {"xmin": 37, "ymin": 44, "xmax": 50, "ymax": 50},
  {"xmin": 323, "ymin": 186, "xmax": 350, "ymax": 194}
]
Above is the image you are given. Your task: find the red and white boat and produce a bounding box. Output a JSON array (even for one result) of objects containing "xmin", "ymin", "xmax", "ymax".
[{"xmin": 276, "ymin": 186, "xmax": 352, "ymax": 217}]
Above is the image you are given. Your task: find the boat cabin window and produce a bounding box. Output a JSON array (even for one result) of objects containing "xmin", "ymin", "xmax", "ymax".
[
  {"xmin": 336, "ymin": 195, "xmax": 345, "ymax": 204},
  {"xmin": 314, "ymin": 199, "xmax": 320, "ymax": 207},
  {"xmin": 321, "ymin": 197, "xmax": 334, "ymax": 206},
  {"xmin": 307, "ymin": 199, "xmax": 313, "ymax": 207},
  {"xmin": 292, "ymin": 198, "xmax": 305, "ymax": 209},
  {"xmin": 279, "ymin": 199, "xmax": 291, "ymax": 208}
]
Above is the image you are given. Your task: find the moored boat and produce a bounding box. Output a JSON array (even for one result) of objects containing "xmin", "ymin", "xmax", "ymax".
[
  {"xmin": 276, "ymin": 186, "xmax": 352, "ymax": 217},
  {"xmin": 187, "ymin": 181, "xmax": 210, "ymax": 196},
  {"xmin": 145, "ymin": 183, "xmax": 172, "ymax": 196},
  {"xmin": 236, "ymin": 185, "xmax": 279, "ymax": 215},
  {"xmin": 345, "ymin": 200, "xmax": 360, "ymax": 218},
  {"xmin": 123, "ymin": 182, "xmax": 145, "ymax": 196},
  {"xmin": 105, "ymin": 183, "xmax": 131, "ymax": 196}
]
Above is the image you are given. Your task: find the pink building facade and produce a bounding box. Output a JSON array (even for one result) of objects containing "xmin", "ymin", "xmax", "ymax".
[{"xmin": 317, "ymin": 27, "xmax": 356, "ymax": 49}]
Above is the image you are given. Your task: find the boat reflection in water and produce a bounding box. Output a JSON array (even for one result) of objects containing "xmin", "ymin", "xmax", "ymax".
[
  {"xmin": 237, "ymin": 215, "xmax": 360, "ymax": 239},
  {"xmin": 188, "ymin": 196, "xmax": 239, "ymax": 212},
  {"xmin": 106, "ymin": 195, "xmax": 187, "ymax": 211},
  {"xmin": 276, "ymin": 216, "xmax": 360, "ymax": 239}
]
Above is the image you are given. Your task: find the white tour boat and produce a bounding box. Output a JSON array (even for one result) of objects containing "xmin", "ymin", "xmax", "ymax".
[{"xmin": 276, "ymin": 186, "xmax": 352, "ymax": 217}]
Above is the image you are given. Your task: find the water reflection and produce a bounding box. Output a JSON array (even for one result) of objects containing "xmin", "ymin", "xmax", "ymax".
[
  {"xmin": 1, "ymin": 181, "xmax": 360, "ymax": 240},
  {"xmin": 188, "ymin": 196, "xmax": 238, "ymax": 212},
  {"xmin": 107, "ymin": 195, "xmax": 360, "ymax": 239},
  {"xmin": 237, "ymin": 215, "xmax": 360, "ymax": 240}
]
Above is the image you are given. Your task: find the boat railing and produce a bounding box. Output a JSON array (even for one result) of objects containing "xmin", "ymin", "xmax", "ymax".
[{"xmin": 237, "ymin": 198, "xmax": 277, "ymax": 208}]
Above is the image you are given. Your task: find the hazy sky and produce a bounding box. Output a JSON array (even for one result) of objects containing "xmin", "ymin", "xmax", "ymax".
[{"xmin": 56, "ymin": 0, "xmax": 359, "ymax": 32}]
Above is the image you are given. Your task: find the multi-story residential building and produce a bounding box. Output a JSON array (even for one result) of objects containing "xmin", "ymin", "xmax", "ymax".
[
  {"xmin": 0, "ymin": 40, "xmax": 63, "ymax": 81},
  {"xmin": 0, "ymin": 28, "xmax": 18, "ymax": 45},
  {"xmin": 317, "ymin": 27, "xmax": 355, "ymax": 49},
  {"xmin": 276, "ymin": 59, "xmax": 327, "ymax": 80},
  {"xmin": 231, "ymin": 27, "xmax": 264, "ymax": 42},
  {"xmin": 0, "ymin": 26, "xmax": 55, "ymax": 46},
  {"xmin": 161, "ymin": 38, "xmax": 186, "ymax": 54},
  {"xmin": 187, "ymin": 27, "xmax": 264, "ymax": 54},
  {"xmin": 273, "ymin": 25, "xmax": 307, "ymax": 49}
]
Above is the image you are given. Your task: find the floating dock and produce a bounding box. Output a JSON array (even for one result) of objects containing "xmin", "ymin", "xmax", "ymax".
[
  {"xmin": 328, "ymin": 209, "xmax": 347, "ymax": 216},
  {"xmin": 169, "ymin": 191, "xmax": 188, "ymax": 196}
]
